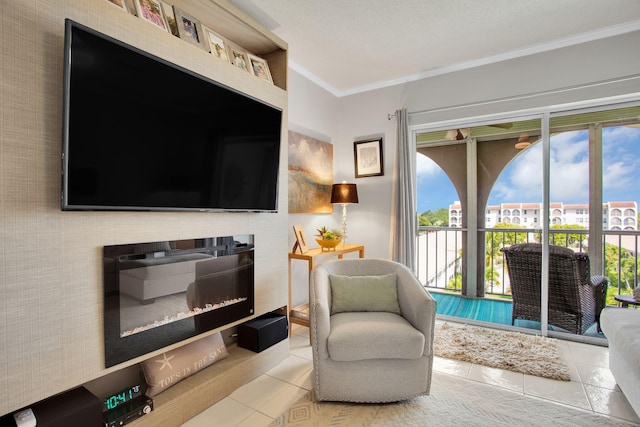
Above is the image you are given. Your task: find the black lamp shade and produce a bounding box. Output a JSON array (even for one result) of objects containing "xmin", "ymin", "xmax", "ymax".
[{"xmin": 330, "ymin": 183, "xmax": 358, "ymax": 204}]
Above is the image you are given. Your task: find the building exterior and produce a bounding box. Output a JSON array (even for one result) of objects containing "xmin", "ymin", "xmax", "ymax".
[{"xmin": 448, "ymin": 201, "xmax": 638, "ymax": 230}]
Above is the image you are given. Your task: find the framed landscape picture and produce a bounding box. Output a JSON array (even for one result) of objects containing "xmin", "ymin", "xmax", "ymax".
[
  {"xmin": 288, "ymin": 131, "xmax": 334, "ymax": 214},
  {"xmin": 354, "ymin": 137, "xmax": 383, "ymax": 178}
]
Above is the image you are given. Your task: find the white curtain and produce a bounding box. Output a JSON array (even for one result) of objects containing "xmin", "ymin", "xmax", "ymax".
[{"xmin": 391, "ymin": 109, "xmax": 417, "ymax": 271}]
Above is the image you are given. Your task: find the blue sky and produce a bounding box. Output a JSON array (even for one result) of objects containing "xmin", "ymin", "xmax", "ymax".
[{"xmin": 416, "ymin": 126, "xmax": 640, "ymax": 213}]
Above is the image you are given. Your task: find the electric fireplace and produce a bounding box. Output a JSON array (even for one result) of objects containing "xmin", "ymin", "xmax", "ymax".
[{"xmin": 103, "ymin": 235, "xmax": 254, "ymax": 367}]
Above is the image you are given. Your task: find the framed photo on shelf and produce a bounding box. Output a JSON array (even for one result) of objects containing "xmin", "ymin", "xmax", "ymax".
[
  {"xmin": 292, "ymin": 225, "xmax": 309, "ymax": 254},
  {"xmin": 106, "ymin": 0, "xmax": 129, "ymax": 12},
  {"xmin": 173, "ymin": 6, "xmax": 209, "ymax": 51},
  {"xmin": 354, "ymin": 137, "xmax": 384, "ymax": 178},
  {"xmin": 203, "ymin": 26, "xmax": 229, "ymax": 62},
  {"xmin": 248, "ymin": 54, "xmax": 273, "ymax": 83},
  {"xmin": 161, "ymin": 1, "xmax": 179, "ymax": 36},
  {"xmin": 227, "ymin": 43, "xmax": 250, "ymax": 73},
  {"xmin": 133, "ymin": 0, "xmax": 169, "ymax": 32}
]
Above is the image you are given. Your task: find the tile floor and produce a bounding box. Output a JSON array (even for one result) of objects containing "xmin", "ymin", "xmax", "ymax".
[{"xmin": 183, "ymin": 322, "xmax": 640, "ymax": 426}]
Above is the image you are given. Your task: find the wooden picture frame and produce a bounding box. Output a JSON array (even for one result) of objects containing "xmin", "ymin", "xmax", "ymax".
[
  {"xmin": 173, "ymin": 6, "xmax": 209, "ymax": 51},
  {"xmin": 203, "ymin": 26, "xmax": 229, "ymax": 62},
  {"xmin": 292, "ymin": 225, "xmax": 309, "ymax": 254},
  {"xmin": 354, "ymin": 137, "xmax": 384, "ymax": 178},
  {"xmin": 227, "ymin": 43, "xmax": 250, "ymax": 73},
  {"xmin": 134, "ymin": 0, "xmax": 169, "ymax": 32},
  {"xmin": 248, "ymin": 54, "xmax": 273, "ymax": 83},
  {"xmin": 106, "ymin": 0, "xmax": 129, "ymax": 13},
  {"xmin": 160, "ymin": 1, "xmax": 179, "ymax": 36}
]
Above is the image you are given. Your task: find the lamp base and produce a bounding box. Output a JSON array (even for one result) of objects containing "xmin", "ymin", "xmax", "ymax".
[{"xmin": 341, "ymin": 203, "xmax": 348, "ymax": 245}]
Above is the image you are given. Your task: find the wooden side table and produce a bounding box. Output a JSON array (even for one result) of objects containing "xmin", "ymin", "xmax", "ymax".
[
  {"xmin": 614, "ymin": 294, "xmax": 640, "ymax": 308},
  {"xmin": 288, "ymin": 244, "xmax": 365, "ymax": 334}
]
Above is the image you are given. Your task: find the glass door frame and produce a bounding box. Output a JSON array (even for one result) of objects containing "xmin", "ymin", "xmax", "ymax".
[{"xmin": 412, "ymin": 96, "xmax": 640, "ymax": 343}]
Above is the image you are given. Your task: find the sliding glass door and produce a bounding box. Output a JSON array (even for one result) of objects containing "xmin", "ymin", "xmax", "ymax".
[
  {"xmin": 548, "ymin": 105, "xmax": 640, "ymax": 338},
  {"xmin": 415, "ymin": 102, "xmax": 640, "ymax": 342}
]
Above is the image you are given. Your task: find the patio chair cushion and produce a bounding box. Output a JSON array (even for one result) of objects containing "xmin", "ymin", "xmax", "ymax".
[
  {"xmin": 328, "ymin": 311, "xmax": 425, "ymax": 361},
  {"xmin": 329, "ymin": 273, "xmax": 401, "ymax": 315}
]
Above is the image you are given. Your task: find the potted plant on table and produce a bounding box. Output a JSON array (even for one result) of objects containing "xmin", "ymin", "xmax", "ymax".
[{"xmin": 315, "ymin": 226, "xmax": 343, "ymax": 251}]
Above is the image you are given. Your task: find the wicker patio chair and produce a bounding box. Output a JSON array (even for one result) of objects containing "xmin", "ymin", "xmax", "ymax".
[{"xmin": 500, "ymin": 243, "xmax": 608, "ymax": 335}]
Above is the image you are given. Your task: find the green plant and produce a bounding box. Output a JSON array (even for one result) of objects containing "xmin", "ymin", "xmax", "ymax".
[
  {"xmin": 549, "ymin": 224, "xmax": 587, "ymax": 246},
  {"xmin": 316, "ymin": 226, "xmax": 342, "ymax": 240}
]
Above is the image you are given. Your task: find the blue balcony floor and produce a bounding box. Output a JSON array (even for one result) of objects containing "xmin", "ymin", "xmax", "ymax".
[{"xmin": 430, "ymin": 291, "xmax": 604, "ymax": 338}]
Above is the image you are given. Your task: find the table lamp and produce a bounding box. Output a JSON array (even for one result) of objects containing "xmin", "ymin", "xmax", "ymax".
[{"xmin": 330, "ymin": 181, "xmax": 359, "ymax": 245}]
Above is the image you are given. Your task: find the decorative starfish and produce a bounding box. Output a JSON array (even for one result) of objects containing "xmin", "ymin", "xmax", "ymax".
[{"xmin": 154, "ymin": 353, "xmax": 174, "ymax": 371}]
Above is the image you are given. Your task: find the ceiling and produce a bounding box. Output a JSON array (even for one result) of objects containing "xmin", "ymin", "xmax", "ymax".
[{"xmin": 229, "ymin": 0, "xmax": 640, "ymax": 97}]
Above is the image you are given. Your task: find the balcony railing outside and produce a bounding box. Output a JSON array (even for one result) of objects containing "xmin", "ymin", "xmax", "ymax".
[{"xmin": 417, "ymin": 226, "xmax": 640, "ymax": 300}]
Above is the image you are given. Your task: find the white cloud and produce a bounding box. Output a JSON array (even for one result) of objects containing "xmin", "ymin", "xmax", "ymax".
[
  {"xmin": 603, "ymin": 161, "xmax": 634, "ymax": 190},
  {"xmin": 416, "ymin": 153, "xmax": 440, "ymax": 178},
  {"xmin": 551, "ymin": 130, "xmax": 588, "ymax": 164},
  {"xmin": 494, "ymin": 144, "xmax": 543, "ymax": 202}
]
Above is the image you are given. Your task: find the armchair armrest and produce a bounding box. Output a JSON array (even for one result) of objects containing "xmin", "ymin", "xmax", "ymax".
[
  {"xmin": 395, "ymin": 266, "xmax": 436, "ymax": 355},
  {"xmin": 310, "ymin": 265, "xmax": 332, "ymax": 360},
  {"xmin": 589, "ymin": 275, "xmax": 608, "ymax": 332},
  {"xmin": 590, "ymin": 275, "xmax": 608, "ymax": 289}
]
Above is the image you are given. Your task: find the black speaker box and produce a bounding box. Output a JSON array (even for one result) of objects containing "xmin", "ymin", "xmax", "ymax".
[
  {"xmin": 238, "ymin": 313, "xmax": 288, "ymax": 352},
  {"xmin": 0, "ymin": 386, "xmax": 102, "ymax": 427},
  {"xmin": 33, "ymin": 386, "xmax": 102, "ymax": 427}
]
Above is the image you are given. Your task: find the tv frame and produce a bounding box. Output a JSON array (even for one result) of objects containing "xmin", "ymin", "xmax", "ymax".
[{"xmin": 61, "ymin": 19, "xmax": 282, "ymax": 213}]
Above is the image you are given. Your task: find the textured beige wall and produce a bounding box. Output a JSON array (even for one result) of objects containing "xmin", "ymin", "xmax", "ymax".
[{"xmin": 0, "ymin": 0, "xmax": 288, "ymax": 415}]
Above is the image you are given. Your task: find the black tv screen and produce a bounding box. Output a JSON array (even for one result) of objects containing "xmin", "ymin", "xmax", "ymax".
[{"xmin": 61, "ymin": 20, "xmax": 282, "ymax": 212}]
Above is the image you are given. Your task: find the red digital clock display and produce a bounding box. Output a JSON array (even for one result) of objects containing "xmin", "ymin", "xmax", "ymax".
[{"xmin": 103, "ymin": 384, "xmax": 143, "ymax": 412}]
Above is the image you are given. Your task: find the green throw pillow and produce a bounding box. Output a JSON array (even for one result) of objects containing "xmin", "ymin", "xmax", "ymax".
[{"xmin": 329, "ymin": 273, "xmax": 400, "ymax": 315}]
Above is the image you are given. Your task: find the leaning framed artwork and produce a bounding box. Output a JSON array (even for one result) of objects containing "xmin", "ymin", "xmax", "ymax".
[
  {"xmin": 292, "ymin": 225, "xmax": 309, "ymax": 254},
  {"xmin": 173, "ymin": 6, "xmax": 209, "ymax": 51},
  {"xmin": 161, "ymin": 1, "xmax": 179, "ymax": 36},
  {"xmin": 248, "ymin": 54, "xmax": 273, "ymax": 83},
  {"xmin": 106, "ymin": 0, "xmax": 129, "ymax": 12},
  {"xmin": 227, "ymin": 43, "xmax": 251, "ymax": 73},
  {"xmin": 354, "ymin": 137, "xmax": 383, "ymax": 178},
  {"xmin": 203, "ymin": 26, "xmax": 229, "ymax": 62},
  {"xmin": 134, "ymin": 0, "xmax": 169, "ymax": 32}
]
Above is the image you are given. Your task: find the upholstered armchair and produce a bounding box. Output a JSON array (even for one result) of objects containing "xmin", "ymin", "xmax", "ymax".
[
  {"xmin": 310, "ymin": 258, "xmax": 436, "ymax": 402},
  {"xmin": 501, "ymin": 243, "xmax": 608, "ymax": 335}
]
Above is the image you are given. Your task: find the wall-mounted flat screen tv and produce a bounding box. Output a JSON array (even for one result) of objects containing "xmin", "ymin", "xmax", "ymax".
[{"xmin": 61, "ymin": 19, "xmax": 282, "ymax": 212}]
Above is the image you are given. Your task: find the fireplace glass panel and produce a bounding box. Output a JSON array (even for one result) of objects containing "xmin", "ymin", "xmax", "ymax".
[{"xmin": 103, "ymin": 235, "xmax": 254, "ymax": 367}]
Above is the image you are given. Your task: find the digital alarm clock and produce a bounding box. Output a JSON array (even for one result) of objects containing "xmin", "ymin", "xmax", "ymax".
[{"xmin": 103, "ymin": 384, "xmax": 143, "ymax": 412}]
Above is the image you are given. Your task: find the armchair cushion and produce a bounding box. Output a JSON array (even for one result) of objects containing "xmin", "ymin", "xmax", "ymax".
[
  {"xmin": 328, "ymin": 312, "xmax": 425, "ymax": 361},
  {"xmin": 329, "ymin": 273, "xmax": 400, "ymax": 315}
]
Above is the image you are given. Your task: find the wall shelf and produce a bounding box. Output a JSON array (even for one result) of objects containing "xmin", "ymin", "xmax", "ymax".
[{"xmin": 130, "ymin": 340, "xmax": 289, "ymax": 426}]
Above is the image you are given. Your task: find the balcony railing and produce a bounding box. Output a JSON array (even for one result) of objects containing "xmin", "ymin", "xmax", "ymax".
[{"xmin": 417, "ymin": 226, "xmax": 640, "ymax": 299}]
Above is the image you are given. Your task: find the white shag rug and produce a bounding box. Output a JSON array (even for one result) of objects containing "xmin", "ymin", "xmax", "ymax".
[{"xmin": 434, "ymin": 322, "xmax": 571, "ymax": 381}]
